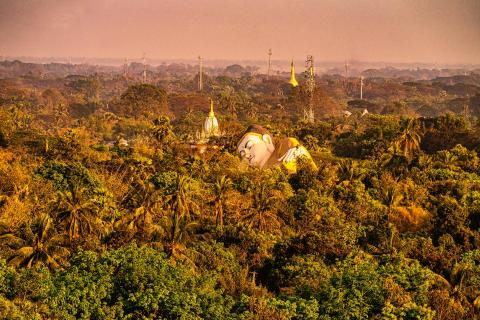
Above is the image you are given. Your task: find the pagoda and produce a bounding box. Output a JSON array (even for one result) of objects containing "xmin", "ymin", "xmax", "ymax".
[
  {"xmin": 203, "ymin": 98, "xmax": 219, "ymax": 137},
  {"xmin": 289, "ymin": 60, "xmax": 299, "ymax": 87}
]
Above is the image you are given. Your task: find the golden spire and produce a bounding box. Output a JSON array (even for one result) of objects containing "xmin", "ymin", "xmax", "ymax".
[
  {"xmin": 209, "ymin": 98, "xmax": 215, "ymax": 117},
  {"xmin": 289, "ymin": 60, "xmax": 299, "ymax": 87}
]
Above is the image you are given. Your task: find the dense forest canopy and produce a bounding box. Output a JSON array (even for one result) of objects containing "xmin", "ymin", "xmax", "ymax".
[{"xmin": 0, "ymin": 60, "xmax": 479, "ymax": 319}]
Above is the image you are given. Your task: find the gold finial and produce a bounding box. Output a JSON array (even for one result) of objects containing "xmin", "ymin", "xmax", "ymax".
[
  {"xmin": 209, "ymin": 98, "xmax": 215, "ymax": 117},
  {"xmin": 289, "ymin": 59, "xmax": 299, "ymax": 87}
]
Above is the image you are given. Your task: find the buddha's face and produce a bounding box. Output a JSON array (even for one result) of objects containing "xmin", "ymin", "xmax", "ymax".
[{"xmin": 237, "ymin": 132, "xmax": 275, "ymax": 168}]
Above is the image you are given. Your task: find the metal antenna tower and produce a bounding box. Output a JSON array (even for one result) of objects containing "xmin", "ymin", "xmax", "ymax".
[
  {"xmin": 360, "ymin": 76, "xmax": 364, "ymax": 100},
  {"xmin": 304, "ymin": 55, "xmax": 315, "ymax": 123},
  {"xmin": 267, "ymin": 48, "xmax": 272, "ymax": 80},
  {"xmin": 198, "ymin": 55, "xmax": 203, "ymax": 91},
  {"xmin": 142, "ymin": 53, "xmax": 147, "ymax": 83}
]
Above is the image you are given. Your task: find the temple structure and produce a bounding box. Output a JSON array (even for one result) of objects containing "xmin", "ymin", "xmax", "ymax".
[
  {"xmin": 289, "ymin": 60, "xmax": 299, "ymax": 87},
  {"xmin": 194, "ymin": 98, "xmax": 221, "ymax": 146},
  {"xmin": 203, "ymin": 98, "xmax": 219, "ymax": 138}
]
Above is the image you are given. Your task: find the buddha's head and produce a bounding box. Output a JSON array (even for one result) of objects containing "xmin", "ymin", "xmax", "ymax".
[{"xmin": 237, "ymin": 124, "xmax": 275, "ymax": 168}]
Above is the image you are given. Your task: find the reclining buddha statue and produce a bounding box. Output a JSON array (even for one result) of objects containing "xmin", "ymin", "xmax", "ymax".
[{"xmin": 237, "ymin": 124, "xmax": 317, "ymax": 173}]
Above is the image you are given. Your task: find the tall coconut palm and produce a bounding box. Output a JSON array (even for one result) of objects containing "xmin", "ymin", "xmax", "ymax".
[
  {"xmin": 114, "ymin": 206, "xmax": 164, "ymax": 244},
  {"xmin": 394, "ymin": 118, "xmax": 422, "ymax": 161},
  {"xmin": 436, "ymin": 150, "xmax": 460, "ymax": 171},
  {"xmin": 242, "ymin": 182, "xmax": 280, "ymax": 232},
  {"xmin": 0, "ymin": 213, "xmax": 69, "ymax": 269},
  {"xmin": 375, "ymin": 174, "xmax": 405, "ymax": 251},
  {"xmin": 213, "ymin": 175, "xmax": 232, "ymax": 231},
  {"xmin": 164, "ymin": 175, "xmax": 198, "ymax": 222},
  {"xmin": 54, "ymin": 186, "xmax": 103, "ymax": 242},
  {"xmin": 337, "ymin": 159, "xmax": 365, "ymax": 182},
  {"xmin": 157, "ymin": 174, "xmax": 201, "ymax": 260},
  {"xmin": 125, "ymin": 180, "xmax": 162, "ymax": 213},
  {"xmin": 164, "ymin": 209, "xmax": 198, "ymax": 261},
  {"xmin": 114, "ymin": 181, "xmax": 165, "ymax": 245}
]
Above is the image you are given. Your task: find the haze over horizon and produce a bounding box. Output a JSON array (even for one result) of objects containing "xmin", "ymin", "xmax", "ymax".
[{"xmin": 1, "ymin": 0, "xmax": 479, "ymax": 65}]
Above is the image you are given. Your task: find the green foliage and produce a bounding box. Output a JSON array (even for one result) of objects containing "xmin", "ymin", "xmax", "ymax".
[
  {"xmin": 150, "ymin": 170, "xmax": 178, "ymax": 196},
  {"xmin": 333, "ymin": 115, "xmax": 401, "ymax": 159},
  {"xmin": 36, "ymin": 161, "xmax": 112, "ymax": 207},
  {"xmin": 152, "ymin": 116, "xmax": 174, "ymax": 145},
  {"xmin": 1, "ymin": 71, "xmax": 480, "ymax": 319},
  {"xmin": 452, "ymin": 250, "xmax": 480, "ymax": 303},
  {"xmin": 46, "ymin": 245, "xmax": 236, "ymax": 319},
  {"xmin": 115, "ymin": 84, "xmax": 169, "ymax": 117},
  {"xmin": 1, "ymin": 214, "xmax": 69, "ymax": 269},
  {"xmin": 36, "ymin": 162, "xmax": 100, "ymax": 195},
  {"xmin": 381, "ymin": 301, "xmax": 435, "ymax": 320}
]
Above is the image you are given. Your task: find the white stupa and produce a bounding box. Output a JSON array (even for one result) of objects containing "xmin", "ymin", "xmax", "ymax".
[{"xmin": 203, "ymin": 99, "xmax": 219, "ymax": 137}]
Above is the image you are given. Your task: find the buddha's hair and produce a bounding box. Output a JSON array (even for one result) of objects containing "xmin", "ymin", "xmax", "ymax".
[{"xmin": 245, "ymin": 124, "xmax": 271, "ymax": 136}]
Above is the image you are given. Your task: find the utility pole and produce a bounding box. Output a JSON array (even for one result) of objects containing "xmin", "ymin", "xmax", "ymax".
[
  {"xmin": 360, "ymin": 76, "xmax": 364, "ymax": 100},
  {"xmin": 304, "ymin": 55, "xmax": 315, "ymax": 123},
  {"xmin": 198, "ymin": 55, "xmax": 203, "ymax": 91},
  {"xmin": 142, "ymin": 53, "xmax": 147, "ymax": 83},
  {"xmin": 267, "ymin": 48, "xmax": 272, "ymax": 80}
]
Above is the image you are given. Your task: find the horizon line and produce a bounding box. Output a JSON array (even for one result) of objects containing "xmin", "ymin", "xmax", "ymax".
[{"xmin": 3, "ymin": 55, "xmax": 480, "ymax": 68}]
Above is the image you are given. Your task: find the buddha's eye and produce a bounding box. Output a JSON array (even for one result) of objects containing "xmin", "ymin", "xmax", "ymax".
[{"xmin": 245, "ymin": 141, "xmax": 254, "ymax": 149}]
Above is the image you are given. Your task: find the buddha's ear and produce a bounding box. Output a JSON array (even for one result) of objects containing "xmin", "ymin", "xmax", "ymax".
[{"xmin": 262, "ymin": 134, "xmax": 273, "ymax": 145}]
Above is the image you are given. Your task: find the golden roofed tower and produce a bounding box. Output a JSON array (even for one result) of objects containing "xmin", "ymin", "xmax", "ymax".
[{"xmin": 289, "ymin": 60, "xmax": 299, "ymax": 87}]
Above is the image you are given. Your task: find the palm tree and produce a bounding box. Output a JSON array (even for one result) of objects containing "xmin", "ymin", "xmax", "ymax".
[
  {"xmin": 213, "ymin": 176, "xmax": 232, "ymax": 231},
  {"xmin": 54, "ymin": 186, "xmax": 103, "ymax": 242},
  {"xmin": 124, "ymin": 180, "xmax": 161, "ymax": 213},
  {"xmin": 337, "ymin": 159, "xmax": 365, "ymax": 182},
  {"xmin": 394, "ymin": 118, "xmax": 422, "ymax": 161},
  {"xmin": 436, "ymin": 150, "xmax": 460, "ymax": 171},
  {"xmin": 156, "ymin": 174, "xmax": 202, "ymax": 260},
  {"xmin": 242, "ymin": 182, "xmax": 280, "ymax": 232},
  {"xmin": 0, "ymin": 213, "xmax": 69, "ymax": 269},
  {"xmin": 164, "ymin": 175, "xmax": 198, "ymax": 222},
  {"xmin": 163, "ymin": 209, "xmax": 198, "ymax": 261},
  {"xmin": 114, "ymin": 181, "xmax": 165, "ymax": 245},
  {"xmin": 114, "ymin": 206, "xmax": 164, "ymax": 244},
  {"xmin": 374, "ymin": 174, "xmax": 405, "ymax": 251},
  {"xmin": 379, "ymin": 181, "xmax": 404, "ymax": 210}
]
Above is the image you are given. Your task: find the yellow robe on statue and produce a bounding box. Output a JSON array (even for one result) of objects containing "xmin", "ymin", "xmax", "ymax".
[{"xmin": 265, "ymin": 137, "xmax": 317, "ymax": 173}]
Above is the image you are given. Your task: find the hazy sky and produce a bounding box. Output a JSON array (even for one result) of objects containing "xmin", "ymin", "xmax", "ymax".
[{"xmin": 1, "ymin": 0, "xmax": 479, "ymax": 63}]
